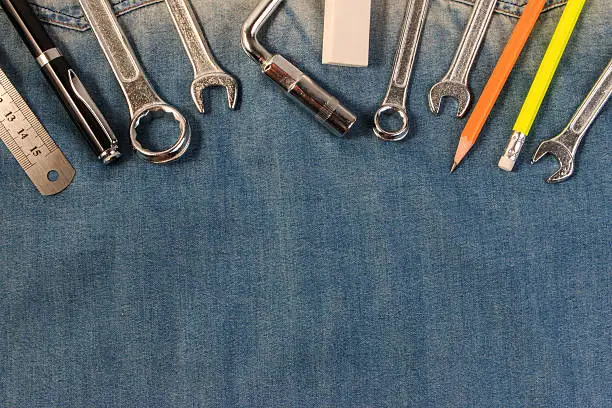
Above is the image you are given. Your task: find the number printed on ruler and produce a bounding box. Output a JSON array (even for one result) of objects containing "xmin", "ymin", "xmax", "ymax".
[
  {"xmin": 0, "ymin": 68, "xmax": 74, "ymax": 196},
  {"xmin": 0, "ymin": 82, "xmax": 53, "ymax": 169}
]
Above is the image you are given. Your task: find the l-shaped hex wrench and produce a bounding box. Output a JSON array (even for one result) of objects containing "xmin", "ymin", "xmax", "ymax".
[{"xmin": 241, "ymin": 0, "xmax": 357, "ymax": 136}]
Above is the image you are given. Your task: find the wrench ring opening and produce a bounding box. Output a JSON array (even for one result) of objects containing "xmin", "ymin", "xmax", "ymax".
[
  {"xmin": 130, "ymin": 104, "xmax": 192, "ymax": 164},
  {"xmin": 374, "ymin": 105, "xmax": 409, "ymax": 142}
]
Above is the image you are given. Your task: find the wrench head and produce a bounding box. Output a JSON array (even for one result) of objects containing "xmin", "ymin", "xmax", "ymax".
[
  {"xmin": 130, "ymin": 103, "xmax": 192, "ymax": 164},
  {"xmin": 428, "ymin": 81, "xmax": 471, "ymax": 118},
  {"xmin": 191, "ymin": 72, "xmax": 239, "ymax": 113},
  {"xmin": 531, "ymin": 139, "xmax": 575, "ymax": 184},
  {"xmin": 373, "ymin": 105, "xmax": 410, "ymax": 142}
]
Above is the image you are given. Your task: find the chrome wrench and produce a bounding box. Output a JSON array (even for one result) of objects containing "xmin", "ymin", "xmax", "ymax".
[
  {"xmin": 374, "ymin": 0, "xmax": 430, "ymax": 141},
  {"xmin": 532, "ymin": 58, "xmax": 612, "ymax": 183},
  {"xmin": 165, "ymin": 0, "xmax": 238, "ymax": 113},
  {"xmin": 79, "ymin": 0, "xmax": 191, "ymax": 163},
  {"xmin": 428, "ymin": 0, "xmax": 497, "ymax": 117}
]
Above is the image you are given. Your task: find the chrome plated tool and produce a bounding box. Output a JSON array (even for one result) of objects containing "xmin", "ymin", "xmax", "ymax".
[
  {"xmin": 428, "ymin": 0, "xmax": 496, "ymax": 118},
  {"xmin": 2, "ymin": 0, "xmax": 121, "ymax": 164},
  {"xmin": 0, "ymin": 68, "xmax": 75, "ymax": 195},
  {"xmin": 373, "ymin": 0, "xmax": 430, "ymax": 141},
  {"xmin": 499, "ymin": 0, "xmax": 586, "ymax": 172},
  {"xmin": 165, "ymin": 0, "xmax": 238, "ymax": 113},
  {"xmin": 79, "ymin": 0, "xmax": 191, "ymax": 163},
  {"xmin": 242, "ymin": 0, "xmax": 357, "ymax": 136},
  {"xmin": 532, "ymin": 58, "xmax": 612, "ymax": 183}
]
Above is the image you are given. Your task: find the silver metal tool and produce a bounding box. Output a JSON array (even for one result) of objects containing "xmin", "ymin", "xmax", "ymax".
[
  {"xmin": 532, "ymin": 58, "xmax": 612, "ymax": 184},
  {"xmin": 373, "ymin": 0, "xmax": 430, "ymax": 141},
  {"xmin": 242, "ymin": 0, "xmax": 357, "ymax": 136},
  {"xmin": 165, "ymin": 0, "xmax": 238, "ymax": 113},
  {"xmin": 0, "ymin": 67, "xmax": 75, "ymax": 195},
  {"xmin": 428, "ymin": 0, "xmax": 496, "ymax": 118},
  {"xmin": 79, "ymin": 0, "xmax": 191, "ymax": 164}
]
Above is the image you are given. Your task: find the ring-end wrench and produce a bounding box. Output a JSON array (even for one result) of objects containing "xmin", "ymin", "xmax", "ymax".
[
  {"xmin": 80, "ymin": 0, "xmax": 190, "ymax": 163},
  {"xmin": 373, "ymin": 105, "xmax": 410, "ymax": 141},
  {"xmin": 242, "ymin": 0, "xmax": 356, "ymax": 136},
  {"xmin": 130, "ymin": 104, "xmax": 191, "ymax": 164},
  {"xmin": 373, "ymin": 0, "xmax": 430, "ymax": 141},
  {"xmin": 165, "ymin": 0, "xmax": 239, "ymax": 113},
  {"xmin": 428, "ymin": 0, "xmax": 496, "ymax": 118},
  {"xmin": 532, "ymin": 58, "xmax": 612, "ymax": 183}
]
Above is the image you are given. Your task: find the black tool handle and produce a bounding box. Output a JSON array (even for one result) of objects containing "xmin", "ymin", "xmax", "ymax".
[
  {"xmin": 1, "ymin": 0, "xmax": 121, "ymax": 163},
  {"xmin": 41, "ymin": 57, "xmax": 120, "ymax": 161},
  {"xmin": 0, "ymin": 0, "xmax": 55, "ymax": 57}
]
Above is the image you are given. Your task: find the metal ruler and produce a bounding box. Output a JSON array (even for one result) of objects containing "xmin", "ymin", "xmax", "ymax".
[{"xmin": 0, "ymin": 67, "xmax": 75, "ymax": 196}]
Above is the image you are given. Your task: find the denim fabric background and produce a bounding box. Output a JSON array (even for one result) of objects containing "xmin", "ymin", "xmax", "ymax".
[{"xmin": 0, "ymin": 0, "xmax": 610, "ymax": 406}]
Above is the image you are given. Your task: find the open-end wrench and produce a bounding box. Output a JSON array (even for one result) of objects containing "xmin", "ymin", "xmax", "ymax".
[
  {"xmin": 165, "ymin": 0, "xmax": 238, "ymax": 113},
  {"xmin": 429, "ymin": 0, "xmax": 496, "ymax": 118},
  {"xmin": 373, "ymin": 0, "xmax": 430, "ymax": 141},
  {"xmin": 532, "ymin": 58, "xmax": 612, "ymax": 183},
  {"xmin": 79, "ymin": 0, "xmax": 190, "ymax": 163}
]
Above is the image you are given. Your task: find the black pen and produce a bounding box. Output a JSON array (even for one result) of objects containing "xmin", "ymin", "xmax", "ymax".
[{"xmin": 1, "ymin": 0, "xmax": 121, "ymax": 164}]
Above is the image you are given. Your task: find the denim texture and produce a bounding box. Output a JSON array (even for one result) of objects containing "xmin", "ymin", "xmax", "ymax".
[{"xmin": 0, "ymin": 0, "xmax": 610, "ymax": 406}]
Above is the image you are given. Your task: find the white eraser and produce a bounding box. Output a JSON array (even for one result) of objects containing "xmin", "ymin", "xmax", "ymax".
[
  {"xmin": 498, "ymin": 156, "xmax": 516, "ymax": 172},
  {"xmin": 322, "ymin": 0, "xmax": 371, "ymax": 67}
]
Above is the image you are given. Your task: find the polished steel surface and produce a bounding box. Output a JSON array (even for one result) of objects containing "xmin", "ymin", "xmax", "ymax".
[
  {"xmin": 165, "ymin": 0, "xmax": 238, "ymax": 113},
  {"xmin": 428, "ymin": 0, "xmax": 496, "ymax": 118},
  {"xmin": 241, "ymin": 0, "xmax": 356, "ymax": 136},
  {"xmin": 499, "ymin": 130, "xmax": 526, "ymax": 168},
  {"xmin": 79, "ymin": 0, "xmax": 191, "ymax": 164},
  {"xmin": 532, "ymin": 58, "xmax": 612, "ymax": 183},
  {"xmin": 0, "ymin": 67, "xmax": 75, "ymax": 195},
  {"xmin": 35, "ymin": 47, "xmax": 62, "ymax": 67},
  {"xmin": 373, "ymin": 0, "xmax": 430, "ymax": 141}
]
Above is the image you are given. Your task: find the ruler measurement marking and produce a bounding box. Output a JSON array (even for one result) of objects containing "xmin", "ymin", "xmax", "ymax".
[
  {"xmin": 0, "ymin": 75, "xmax": 61, "ymax": 166},
  {"xmin": 0, "ymin": 125, "xmax": 34, "ymax": 170},
  {"xmin": 32, "ymin": 116, "xmax": 58, "ymax": 152},
  {"xmin": 0, "ymin": 69, "xmax": 74, "ymax": 195}
]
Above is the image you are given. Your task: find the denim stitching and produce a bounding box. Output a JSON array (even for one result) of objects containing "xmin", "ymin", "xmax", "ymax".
[
  {"xmin": 20, "ymin": 0, "xmax": 569, "ymax": 30},
  {"xmin": 29, "ymin": 0, "xmax": 157, "ymax": 19},
  {"xmin": 449, "ymin": 0, "xmax": 568, "ymax": 18},
  {"xmin": 26, "ymin": 0, "xmax": 164, "ymax": 30}
]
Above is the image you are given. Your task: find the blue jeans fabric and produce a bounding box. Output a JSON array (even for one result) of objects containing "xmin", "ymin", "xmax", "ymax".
[{"xmin": 0, "ymin": 0, "xmax": 610, "ymax": 406}]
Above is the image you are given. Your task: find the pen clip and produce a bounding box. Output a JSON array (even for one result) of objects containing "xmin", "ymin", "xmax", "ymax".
[{"xmin": 68, "ymin": 69, "xmax": 120, "ymax": 162}]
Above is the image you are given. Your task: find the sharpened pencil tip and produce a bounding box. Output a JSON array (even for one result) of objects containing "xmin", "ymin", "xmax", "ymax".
[{"xmin": 450, "ymin": 163, "xmax": 458, "ymax": 173}]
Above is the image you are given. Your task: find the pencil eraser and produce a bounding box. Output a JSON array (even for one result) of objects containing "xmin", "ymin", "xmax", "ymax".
[
  {"xmin": 322, "ymin": 0, "xmax": 371, "ymax": 67},
  {"xmin": 498, "ymin": 156, "xmax": 516, "ymax": 172},
  {"xmin": 499, "ymin": 131, "xmax": 525, "ymax": 172}
]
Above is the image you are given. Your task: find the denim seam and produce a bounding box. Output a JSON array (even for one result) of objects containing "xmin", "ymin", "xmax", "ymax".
[
  {"xmin": 16, "ymin": 0, "xmax": 569, "ymax": 30},
  {"xmin": 449, "ymin": 0, "xmax": 569, "ymax": 18},
  {"xmin": 26, "ymin": 0, "xmax": 164, "ymax": 31},
  {"xmin": 30, "ymin": 0, "xmax": 131, "ymax": 19}
]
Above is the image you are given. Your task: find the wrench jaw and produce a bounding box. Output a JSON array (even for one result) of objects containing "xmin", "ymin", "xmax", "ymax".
[
  {"xmin": 428, "ymin": 81, "xmax": 471, "ymax": 118},
  {"xmin": 532, "ymin": 140, "xmax": 575, "ymax": 184},
  {"xmin": 190, "ymin": 73, "xmax": 239, "ymax": 113}
]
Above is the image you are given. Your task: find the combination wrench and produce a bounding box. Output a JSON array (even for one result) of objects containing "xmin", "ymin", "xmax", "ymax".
[
  {"xmin": 165, "ymin": 0, "xmax": 239, "ymax": 113},
  {"xmin": 79, "ymin": 0, "xmax": 191, "ymax": 164},
  {"xmin": 428, "ymin": 0, "xmax": 497, "ymax": 118},
  {"xmin": 532, "ymin": 58, "xmax": 612, "ymax": 183},
  {"xmin": 373, "ymin": 0, "xmax": 430, "ymax": 141}
]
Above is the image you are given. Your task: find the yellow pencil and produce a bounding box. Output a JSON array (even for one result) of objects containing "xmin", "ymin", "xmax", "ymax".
[{"xmin": 498, "ymin": 0, "xmax": 586, "ymax": 172}]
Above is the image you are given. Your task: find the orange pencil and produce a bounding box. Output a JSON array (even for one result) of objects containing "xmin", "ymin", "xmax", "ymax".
[{"xmin": 451, "ymin": 0, "xmax": 547, "ymax": 172}]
